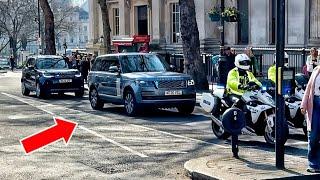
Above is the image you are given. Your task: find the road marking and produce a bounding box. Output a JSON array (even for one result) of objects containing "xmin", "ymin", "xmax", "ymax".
[
  {"xmin": 2, "ymin": 92, "xmax": 148, "ymax": 158},
  {"xmin": 2, "ymin": 93, "xmax": 229, "ymax": 149},
  {"xmin": 78, "ymin": 126, "xmax": 148, "ymax": 158},
  {"xmin": 286, "ymin": 141, "xmax": 308, "ymax": 146},
  {"xmin": 144, "ymin": 149, "xmax": 188, "ymax": 154}
]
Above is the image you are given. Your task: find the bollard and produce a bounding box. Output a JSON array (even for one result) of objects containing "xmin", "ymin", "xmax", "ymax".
[{"xmin": 221, "ymin": 108, "xmax": 245, "ymax": 159}]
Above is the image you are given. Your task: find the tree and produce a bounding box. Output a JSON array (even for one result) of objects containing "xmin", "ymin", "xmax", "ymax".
[
  {"xmin": 39, "ymin": 0, "xmax": 56, "ymax": 55},
  {"xmin": 179, "ymin": 0, "xmax": 208, "ymax": 90},
  {"xmin": 97, "ymin": 0, "xmax": 111, "ymax": 54},
  {"xmin": 0, "ymin": 0, "xmax": 37, "ymax": 57}
]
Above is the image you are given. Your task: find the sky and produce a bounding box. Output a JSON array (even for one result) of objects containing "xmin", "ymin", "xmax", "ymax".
[{"xmin": 71, "ymin": 0, "xmax": 87, "ymax": 7}]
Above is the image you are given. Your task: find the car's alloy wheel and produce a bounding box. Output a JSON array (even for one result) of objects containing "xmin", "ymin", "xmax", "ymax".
[
  {"xmin": 89, "ymin": 88, "xmax": 103, "ymax": 110},
  {"xmin": 21, "ymin": 81, "xmax": 30, "ymax": 96},
  {"xmin": 124, "ymin": 91, "xmax": 138, "ymax": 116}
]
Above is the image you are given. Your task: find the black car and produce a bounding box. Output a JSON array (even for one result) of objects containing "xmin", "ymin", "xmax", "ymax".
[{"xmin": 21, "ymin": 55, "xmax": 84, "ymax": 98}]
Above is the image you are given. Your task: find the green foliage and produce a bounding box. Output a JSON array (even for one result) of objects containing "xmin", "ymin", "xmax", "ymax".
[
  {"xmin": 221, "ymin": 7, "xmax": 239, "ymax": 17},
  {"xmin": 208, "ymin": 7, "xmax": 221, "ymax": 16}
]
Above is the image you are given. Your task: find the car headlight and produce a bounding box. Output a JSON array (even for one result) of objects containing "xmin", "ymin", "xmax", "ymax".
[
  {"xmin": 187, "ymin": 79, "xmax": 195, "ymax": 86},
  {"xmin": 42, "ymin": 73, "xmax": 54, "ymax": 78},
  {"xmin": 136, "ymin": 80, "xmax": 154, "ymax": 87},
  {"xmin": 75, "ymin": 72, "xmax": 82, "ymax": 78}
]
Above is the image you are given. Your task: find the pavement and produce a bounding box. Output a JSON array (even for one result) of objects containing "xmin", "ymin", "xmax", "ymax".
[{"xmin": 184, "ymin": 146, "xmax": 320, "ymax": 180}]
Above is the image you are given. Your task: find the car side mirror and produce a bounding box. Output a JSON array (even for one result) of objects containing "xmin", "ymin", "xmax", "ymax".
[
  {"xmin": 169, "ymin": 64, "xmax": 177, "ymax": 72},
  {"xmin": 109, "ymin": 66, "xmax": 120, "ymax": 74}
]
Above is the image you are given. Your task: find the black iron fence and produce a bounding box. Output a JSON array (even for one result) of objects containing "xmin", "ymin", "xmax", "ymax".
[{"xmin": 163, "ymin": 48, "xmax": 309, "ymax": 83}]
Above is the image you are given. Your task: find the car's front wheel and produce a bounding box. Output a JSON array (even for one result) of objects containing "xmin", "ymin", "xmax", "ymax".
[
  {"xmin": 89, "ymin": 88, "xmax": 104, "ymax": 110},
  {"xmin": 124, "ymin": 90, "xmax": 139, "ymax": 116},
  {"xmin": 21, "ymin": 81, "xmax": 30, "ymax": 96},
  {"xmin": 177, "ymin": 103, "xmax": 195, "ymax": 115}
]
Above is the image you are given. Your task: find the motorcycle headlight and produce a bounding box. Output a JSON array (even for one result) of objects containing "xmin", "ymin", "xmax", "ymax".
[{"xmin": 187, "ymin": 79, "xmax": 195, "ymax": 86}]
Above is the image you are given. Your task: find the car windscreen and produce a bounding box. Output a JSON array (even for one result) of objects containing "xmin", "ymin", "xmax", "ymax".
[
  {"xmin": 120, "ymin": 54, "xmax": 167, "ymax": 73},
  {"xmin": 36, "ymin": 58, "xmax": 68, "ymax": 69},
  {"xmin": 0, "ymin": 61, "xmax": 9, "ymax": 65}
]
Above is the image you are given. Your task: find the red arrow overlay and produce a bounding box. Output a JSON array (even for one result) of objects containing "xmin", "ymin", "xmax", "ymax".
[{"xmin": 20, "ymin": 117, "xmax": 77, "ymax": 154}]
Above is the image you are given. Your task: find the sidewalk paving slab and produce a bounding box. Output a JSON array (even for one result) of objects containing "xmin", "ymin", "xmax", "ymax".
[{"xmin": 184, "ymin": 147, "xmax": 320, "ymax": 180}]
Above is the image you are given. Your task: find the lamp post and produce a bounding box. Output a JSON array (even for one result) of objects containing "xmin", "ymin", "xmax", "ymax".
[
  {"xmin": 275, "ymin": 0, "xmax": 286, "ymax": 169},
  {"xmin": 220, "ymin": 0, "xmax": 225, "ymax": 57}
]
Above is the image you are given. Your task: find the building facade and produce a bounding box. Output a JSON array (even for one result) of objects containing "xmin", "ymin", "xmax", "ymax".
[{"xmin": 87, "ymin": 0, "xmax": 320, "ymax": 55}]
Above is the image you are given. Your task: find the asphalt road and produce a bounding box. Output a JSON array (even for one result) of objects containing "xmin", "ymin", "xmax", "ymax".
[{"xmin": 0, "ymin": 70, "xmax": 309, "ymax": 179}]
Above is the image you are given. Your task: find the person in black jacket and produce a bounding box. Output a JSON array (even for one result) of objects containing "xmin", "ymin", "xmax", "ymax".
[
  {"xmin": 217, "ymin": 47, "xmax": 236, "ymax": 86},
  {"xmin": 80, "ymin": 55, "xmax": 90, "ymax": 83}
]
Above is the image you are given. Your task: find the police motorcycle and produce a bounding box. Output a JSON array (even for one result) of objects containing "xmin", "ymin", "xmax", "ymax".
[
  {"xmin": 201, "ymin": 81, "xmax": 284, "ymax": 145},
  {"xmin": 263, "ymin": 71, "xmax": 309, "ymax": 137}
]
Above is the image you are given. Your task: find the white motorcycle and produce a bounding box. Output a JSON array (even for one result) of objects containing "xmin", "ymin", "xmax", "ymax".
[{"xmin": 201, "ymin": 84, "xmax": 286, "ymax": 145}]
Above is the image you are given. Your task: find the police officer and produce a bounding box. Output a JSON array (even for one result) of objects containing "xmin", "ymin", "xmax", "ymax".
[
  {"xmin": 268, "ymin": 52, "xmax": 289, "ymax": 84},
  {"xmin": 227, "ymin": 54, "xmax": 262, "ymax": 101}
]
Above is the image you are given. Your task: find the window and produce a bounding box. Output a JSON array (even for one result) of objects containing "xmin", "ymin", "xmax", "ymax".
[
  {"xmin": 237, "ymin": 0, "xmax": 249, "ymax": 44},
  {"xmin": 84, "ymin": 36, "xmax": 88, "ymax": 42},
  {"xmin": 171, "ymin": 3, "xmax": 180, "ymax": 43},
  {"xmin": 113, "ymin": 8, "xmax": 120, "ymax": 36},
  {"xmin": 84, "ymin": 26, "xmax": 87, "ymax": 32},
  {"xmin": 92, "ymin": 57, "xmax": 119, "ymax": 71}
]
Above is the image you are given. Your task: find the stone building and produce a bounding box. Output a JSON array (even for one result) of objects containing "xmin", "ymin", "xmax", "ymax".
[{"xmin": 87, "ymin": 0, "xmax": 320, "ymax": 55}]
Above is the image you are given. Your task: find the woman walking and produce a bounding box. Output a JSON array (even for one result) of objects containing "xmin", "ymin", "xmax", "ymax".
[{"xmin": 301, "ymin": 65, "xmax": 320, "ymax": 173}]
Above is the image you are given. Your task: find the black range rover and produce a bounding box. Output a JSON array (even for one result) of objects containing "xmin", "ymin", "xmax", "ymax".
[{"xmin": 21, "ymin": 55, "xmax": 84, "ymax": 98}]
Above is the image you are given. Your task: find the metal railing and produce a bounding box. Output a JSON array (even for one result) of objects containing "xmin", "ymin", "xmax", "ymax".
[{"xmin": 162, "ymin": 48, "xmax": 309, "ymax": 83}]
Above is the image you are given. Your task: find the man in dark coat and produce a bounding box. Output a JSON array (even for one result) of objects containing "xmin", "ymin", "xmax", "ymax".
[
  {"xmin": 217, "ymin": 47, "xmax": 236, "ymax": 86},
  {"xmin": 9, "ymin": 55, "xmax": 15, "ymax": 71}
]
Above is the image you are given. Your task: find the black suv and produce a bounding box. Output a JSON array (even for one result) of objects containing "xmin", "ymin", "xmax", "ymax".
[
  {"xmin": 88, "ymin": 53, "xmax": 196, "ymax": 116},
  {"xmin": 21, "ymin": 55, "xmax": 84, "ymax": 98}
]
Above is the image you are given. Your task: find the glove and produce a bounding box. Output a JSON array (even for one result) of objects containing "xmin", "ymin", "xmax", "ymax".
[
  {"xmin": 248, "ymin": 81, "xmax": 258, "ymax": 87},
  {"xmin": 238, "ymin": 84, "xmax": 249, "ymax": 90}
]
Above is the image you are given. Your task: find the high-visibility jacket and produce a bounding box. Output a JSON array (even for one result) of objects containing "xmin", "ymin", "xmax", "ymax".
[
  {"xmin": 268, "ymin": 65, "xmax": 276, "ymax": 83},
  {"xmin": 227, "ymin": 67, "xmax": 262, "ymax": 96}
]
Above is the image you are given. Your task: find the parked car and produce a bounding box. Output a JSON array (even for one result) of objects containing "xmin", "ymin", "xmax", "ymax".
[
  {"xmin": 0, "ymin": 59, "xmax": 10, "ymax": 72},
  {"xmin": 21, "ymin": 55, "xmax": 84, "ymax": 98},
  {"xmin": 88, "ymin": 53, "xmax": 196, "ymax": 116}
]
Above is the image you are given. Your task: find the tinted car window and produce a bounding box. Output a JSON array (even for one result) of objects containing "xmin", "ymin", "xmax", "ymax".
[
  {"xmin": 36, "ymin": 58, "xmax": 68, "ymax": 69},
  {"xmin": 92, "ymin": 57, "xmax": 119, "ymax": 72},
  {"xmin": 120, "ymin": 54, "xmax": 167, "ymax": 73}
]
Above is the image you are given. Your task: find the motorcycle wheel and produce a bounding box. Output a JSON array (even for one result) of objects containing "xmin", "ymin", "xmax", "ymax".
[
  {"xmin": 211, "ymin": 120, "xmax": 231, "ymax": 140},
  {"xmin": 264, "ymin": 121, "xmax": 288, "ymax": 145}
]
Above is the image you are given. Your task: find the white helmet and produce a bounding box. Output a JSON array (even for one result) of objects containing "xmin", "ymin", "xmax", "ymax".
[{"xmin": 235, "ymin": 54, "xmax": 251, "ymax": 70}]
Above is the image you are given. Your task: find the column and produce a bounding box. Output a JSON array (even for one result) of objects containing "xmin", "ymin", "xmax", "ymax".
[
  {"xmin": 119, "ymin": 0, "xmax": 130, "ymax": 36},
  {"xmin": 249, "ymin": 0, "xmax": 269, "ymax": 45},
  {"xmin": 88, "ymin": 0, "xmax": 99, "ymax": 44}
]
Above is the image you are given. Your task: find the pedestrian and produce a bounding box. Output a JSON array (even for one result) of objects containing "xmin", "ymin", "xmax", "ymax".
[
  {"xmin": 217, "ymin": 47, "xmax": 236, "ymax": 86},
  {"xmin": 245, "ymin": 46, "xmax": 259, "ymax": 76},
  {"xmin": 138, "ymin": 43, "xmax": 149, "ymax": 53},
  {"xmin": 9, "ymin": 55, "xmax": 15, "ymax": 72},
  {"xmin": 80, "ymin": 55, "xmax": 90, "ymax": 83},
  {"xmin": 75, "ymin": 54, "xmax": 82, "ymax": 70},
  {"xmin": 301, "ymin": 65, "xmax": 320, "ymax": 173},
  {"xmin": 306, "ymin": 47, "xmax": 319, "ymax": 77},
  {"xmin": 231, "ymin": 48, "xmax": 237, "ymax": 56}
]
